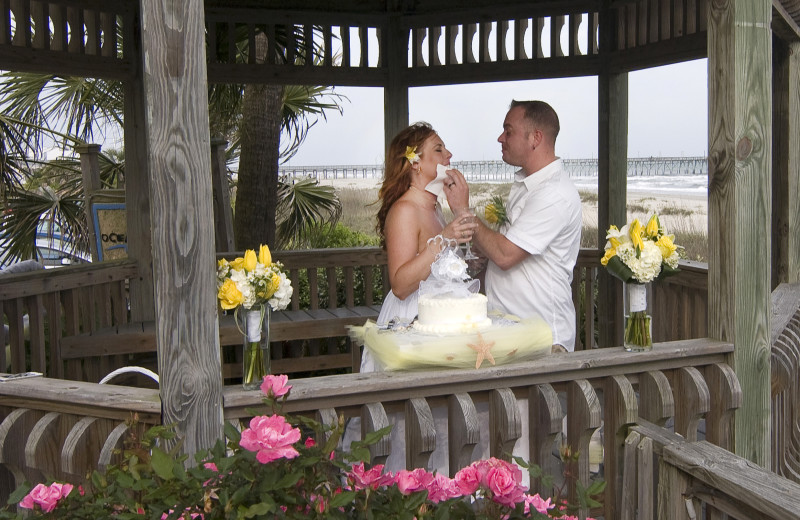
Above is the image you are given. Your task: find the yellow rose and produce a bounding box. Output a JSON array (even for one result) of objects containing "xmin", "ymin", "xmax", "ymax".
[
  {"xmin": 217, "ymin": 258, "xmax": 228, "ymax": 269},
  {"xmin": 217, "ymin": 279, "xmax": 244, "ymax": 310},
  {"xmin": 257, "ymin": 272, "xmax": 281, "ymax": 300},
  {"xmin": 229, "ymin": 257, "xmax": 244, "ymax": 270},
  {"xmin": 645, "ymin": 214, "xmax": 660, "ymax": 239},
  {"xmin": 629, "ymin": 219, "xmax": 644, "ymax": 252},
  {"xmin": 243, "ymin": 249, "xmax": 257, "ymax": 272},
  {"xmin": 600, "ymin": 247, "xmax": 616, "ymax": 266},
  {"xmin": 258, "ymin": 244, "xmax": 272, "ymax": 266},
  {"xmin": 656, "ymin": 234, "xmax": 677, "ymax": 258},
  {"xmin": 609, "ymin": 236, "xmax": 621, "ymax": 249}
]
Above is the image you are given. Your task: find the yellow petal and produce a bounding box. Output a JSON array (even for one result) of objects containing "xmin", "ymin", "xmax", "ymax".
[
  {"xmin": 656, "ymin": 235, "xmax": 677, "ymax": 258},
  {"xmin": 629, "ymin": 219, "xmax": 644, "ymax": 251},
  {"xmin": 217, "ymin": 279, "xmax": 243, "ymax": 310},
  {"xmin": 230, "ymin": 257, "xmax": 244, "ymax": 270},
  {"xmin": 609, "ymin": 236, "xmax": 621, "ymax": 249},
  {"xmin": 645, "ymin": 215, "xmax": 660, "ymax": 238},
  {"xmin": 217, "ymin": 258, "xmax": 228, "ymax": 269},
  {"xmin": 243, "ymin": 249, "xmax": 257, "ymax": 272},
  {"xmin": 600, "ymin": 247, "xmax": 616, "ymax": 266},
  {"xmin": 258, "ymin": 244, "xmax": 272, "ymax": 266}
]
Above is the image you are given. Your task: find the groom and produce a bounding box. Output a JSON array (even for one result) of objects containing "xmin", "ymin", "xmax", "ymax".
[{"xmin": 445, "ymin": 100, "xmax": 582, "ymax": 351}]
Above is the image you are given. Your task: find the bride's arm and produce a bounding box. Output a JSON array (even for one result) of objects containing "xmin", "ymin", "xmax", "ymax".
[{"xmin": 384, "ymin": 202, "xmax": 438, "ymax": 300}]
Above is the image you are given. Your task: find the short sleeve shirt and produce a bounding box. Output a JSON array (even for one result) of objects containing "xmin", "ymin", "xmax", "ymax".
[{"xmin": 485, "ymin": 158, "xmax": 582, "ymax": 350}]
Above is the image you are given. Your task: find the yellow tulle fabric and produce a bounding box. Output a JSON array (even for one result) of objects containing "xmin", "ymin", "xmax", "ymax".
[{"xmin": 349, "ymin": 312, "xmax": 553, "ymax": 371}]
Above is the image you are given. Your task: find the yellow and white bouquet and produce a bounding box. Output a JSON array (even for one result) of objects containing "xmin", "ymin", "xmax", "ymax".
[
  {"xmin": 601, "ymin": 214, "xmax": 681, "ymax": 284},
  {"xmin": 217, "ymin": 244, "xmax": 292, "ymax": 312},
  {"xmin": 217, "ymin": 244, "xmax": 292, "ymax": 388}
]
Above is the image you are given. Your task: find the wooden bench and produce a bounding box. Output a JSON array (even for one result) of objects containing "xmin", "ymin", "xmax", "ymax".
[{"xmin": 56, "ymin": 247, "xmax": 388, "ymax": 381}]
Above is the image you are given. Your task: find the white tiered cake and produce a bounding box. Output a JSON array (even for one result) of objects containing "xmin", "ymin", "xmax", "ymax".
[{"xmin": 413, "ymin": 292, "xmax": 493, "ymax": 335}]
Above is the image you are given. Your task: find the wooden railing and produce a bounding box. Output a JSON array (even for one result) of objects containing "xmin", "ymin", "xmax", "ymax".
[
  {"xmin": 770, "ymin": 282, "xmax": 800, "ymax": 483},
  {"xmin": 1, "ymin": 248, "xmax": 711, "ymax": 381},
  {"xmin": 627, "ymin": 420, "xmax": 800, "ymax": 519},
  {"xmin": 1, "ymin": 338, "xmax": 736, "ymax": 517}
]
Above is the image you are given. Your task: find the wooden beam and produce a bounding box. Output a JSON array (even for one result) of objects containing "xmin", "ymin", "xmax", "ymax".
[
  {"xmin": 139, "ymin": 0, "xmax": 224, "ymax": 456},
  {"xmin": 76, "ymin": 144, "xmax": 102, "ymax": 262},
  {"xmin": 772, "ymin": 37, "xmax": 800, "ymax": 285},
  {"xmin": 597, "ymin": 4, "xmax": 629, "ymax": 348},
  {"xmin": 383, "ymin": 14, "xmax": 409, "ymax": 152},
  {"xmin": 123, "ymin": 16, "xmax": 155, "ymax": 323},
  {"xmin": 707, "ymin": 0, "xmax": 772, "ymax": 466}
]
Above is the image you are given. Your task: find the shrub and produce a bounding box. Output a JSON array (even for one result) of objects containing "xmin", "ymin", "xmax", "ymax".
[{"xmin": 1, "ymin": 376, "xmax": 604, "ymax": 519}]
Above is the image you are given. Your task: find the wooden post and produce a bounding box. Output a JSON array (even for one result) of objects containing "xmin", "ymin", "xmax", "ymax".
[
  {"xmin": 210, "ymin": 138, "xmax": 235, "ymax": 253},
  {"xmin": 772, "ymin": 36, "xmax": 800, "ymax": 286},
  {"xmin": 597, "ymin": 3, "xmax": 628, "ymax": 348},
  {"xmin": 123, "ymin": 12, "xmax": 155, "ymax": 323},
  {"xmin": 384, "ymin": 13, "xmax": 409, "ymax": 152},
  {"xmin": 139, "ymin": 0, "xmax": 224, "ymax": 455},
  {"xmin": 76, "ymin": 143, "xmax": 102, "ymax": 262},
  {"xmin": 707, "ymin": 0, "xmax": 772, "ymax": 467}
]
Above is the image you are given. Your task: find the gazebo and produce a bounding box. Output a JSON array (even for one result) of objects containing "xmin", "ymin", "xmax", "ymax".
[{"xmin": 1, "ymin": 0, "xmax": 799, "ymax": 517}]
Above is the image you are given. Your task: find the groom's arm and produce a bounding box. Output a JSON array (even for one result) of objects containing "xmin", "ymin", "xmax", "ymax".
[{"xmin": 471, "ymin": 220, "xmax": 528, "ymax": 270}]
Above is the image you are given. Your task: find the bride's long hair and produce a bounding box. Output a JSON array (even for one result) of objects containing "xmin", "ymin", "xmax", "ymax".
[{"xmin": 376, "ymin": 122, "xmax": 437, "ymax": 244}]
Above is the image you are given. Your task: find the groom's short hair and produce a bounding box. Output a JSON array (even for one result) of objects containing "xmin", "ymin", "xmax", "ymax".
[{"xmin": 509, "ymin": 100, "xmax": 560, "ymax": 142}]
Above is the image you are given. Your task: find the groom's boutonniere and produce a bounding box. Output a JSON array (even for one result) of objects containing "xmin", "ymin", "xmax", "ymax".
[{"xmin": 484, "ymin": 195, "xmax": 509, "ymax": 228}]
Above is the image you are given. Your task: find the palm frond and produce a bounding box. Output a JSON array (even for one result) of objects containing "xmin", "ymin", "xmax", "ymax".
[{"xmin": 276, "ymin": 177, "xmax": 341, "ymax": 248}]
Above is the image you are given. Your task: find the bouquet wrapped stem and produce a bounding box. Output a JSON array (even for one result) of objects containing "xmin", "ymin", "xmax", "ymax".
[
  {"xmin": 624, "ymin": 310, "xmax": 652, "ymax": 351},
  {"xmin": 240, "ymin": 305, "xmax": 270, "ymax": 390}
]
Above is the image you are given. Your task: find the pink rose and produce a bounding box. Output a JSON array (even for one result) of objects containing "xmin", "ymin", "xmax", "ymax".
[
  {"xmin": 485, "ymin": 463, "xmax": 526, "ymax": 507},
  {"xmin": 260, "ymin": 374, "xmax": 291, "ymax": 398},
  {"xmin": 523, "ymin": 493, "xmax": 555, "ymax": 515},
  {"xmin": 19, "ymin": 482, "xmax": 73, "ymax": 513},
  {"xmin": 240, "ymin": 414, "xmax": 301, "ymax": 463},
  {"xmin": 454, "ymin": 465, "xmax": 481, "ymax": 495},
  {"xmin": 426, "ymin": 473, "xmax": 461, "ymax": 503},
  {"xmin": 395, "ymin": 468, "xmax": 435, "ymax": 495},
  {"xmin": 161, "ymin": 509, "xmax": 203, "ymax": 519},
  {"xmin": 348, "ymin": 462, "xmax": 393, "ymax": 490},
  {"xmin": 304, "ymin": 437, "xmax": 316, "ymax": 448}
]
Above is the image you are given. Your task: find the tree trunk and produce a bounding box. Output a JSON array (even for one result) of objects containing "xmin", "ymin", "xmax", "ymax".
[{"xmin": 234, "ymin": 32, "xmax": 282, "ymax": 250}]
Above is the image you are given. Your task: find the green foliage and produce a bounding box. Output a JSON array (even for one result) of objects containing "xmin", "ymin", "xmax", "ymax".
[{"xmin": 0, "ymin": 389, "xmax": 604, "ymax": 520}]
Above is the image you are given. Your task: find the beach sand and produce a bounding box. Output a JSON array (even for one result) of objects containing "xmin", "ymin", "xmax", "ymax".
[{"xmin": 317, "ymin": 177, "xmax": 709, "ymax": 236}]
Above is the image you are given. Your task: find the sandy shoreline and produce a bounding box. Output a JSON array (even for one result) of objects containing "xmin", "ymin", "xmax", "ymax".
[{"xmin": 319, "ymin": 177, "xmax": 708, "ymax": 235}]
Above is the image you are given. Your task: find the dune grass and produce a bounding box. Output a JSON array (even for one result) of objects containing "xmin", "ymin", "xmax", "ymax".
[{"xmin": 334, "ymin": 182, "xmax": 709, "ymax": 262}]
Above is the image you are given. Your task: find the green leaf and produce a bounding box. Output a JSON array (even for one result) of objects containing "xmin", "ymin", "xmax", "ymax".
[
  {"xmin": 329, "ymin": 490, "xmax": 358, "ymax": 508},
  {"xmin": 605, "ymin": 255, "xmax": 635, "ymax": 283},
  {"xmin": 656, "ymin": 262, "xmax": 681, "ymax": 281},
  {"xmin": 243, "ymin": 502, "xmax": 272, "ymax": 518},
  {"xmin": 150, "ymin": 447, "xmax": 175, "ymax": 480},
  {"xmin": 7, "ymin": 483, "xmax": 32, "ymax": 505}
]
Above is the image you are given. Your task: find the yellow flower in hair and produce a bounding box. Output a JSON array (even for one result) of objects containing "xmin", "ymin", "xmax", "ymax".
[{"xmin": 404, "ymin": 146, "xmax": 420, "ymax": 164}]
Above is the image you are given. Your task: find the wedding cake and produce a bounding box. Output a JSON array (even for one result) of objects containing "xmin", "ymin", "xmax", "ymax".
[
  {"xmin": 411, "ymin": 236, "xmax": 493, "ymax": 335},
  {"xmin": 413, "ymin": 292, "xmax": 493, "ymax": 335}
]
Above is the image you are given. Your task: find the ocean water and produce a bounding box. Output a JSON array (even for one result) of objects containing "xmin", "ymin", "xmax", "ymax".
[{"xmin": 570, "ymin": 173, "xmax": 708, "ymax": 196}]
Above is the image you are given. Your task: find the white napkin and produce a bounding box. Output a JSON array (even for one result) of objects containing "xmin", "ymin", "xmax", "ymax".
[{"xmin": 424, "ymin": 163, "xmax": 451, "ymax": 197}]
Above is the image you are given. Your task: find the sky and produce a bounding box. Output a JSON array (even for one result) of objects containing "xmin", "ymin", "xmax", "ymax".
[{"xmin": 284, "ymin": 58, "xmax": 708, "ymax": 166}]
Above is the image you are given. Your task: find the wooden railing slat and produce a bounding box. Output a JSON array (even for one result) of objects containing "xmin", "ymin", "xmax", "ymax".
[
  {"xmin": 604, "ymin": 375, "xmax": 638, "ymax": 520},
  {"xmin": 673, "ymin": 366, "xmax": 710, "ymax": 440},
  {"xmin": 639, "ymin": 370, "xmax": 675, "ymax": 426},
  {"xmin": 566, "ymin": 379, "xmax": 601, "ymax": 516},
  {"xmin": 361, "ymin": 402, "xmax": 390, "ymax": 466},
  {"xmin": 529, "ymin": 383, "xmax": 562, "ymax": 496},
  {"xmin": 489, "ymin": 388, "xmax": 521, "ymax": 461},
  {"xmin": 447, "ymin": 393, "xmax": 479, "ymax": 476},
  {"xmin": 405, "ymin": 397, "xmax": 436, "ymax": 470}
]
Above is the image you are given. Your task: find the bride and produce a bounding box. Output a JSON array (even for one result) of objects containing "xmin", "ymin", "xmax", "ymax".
[{"xmin": 373, "ymin": 122, "xmax": 475, "ymax": 333}]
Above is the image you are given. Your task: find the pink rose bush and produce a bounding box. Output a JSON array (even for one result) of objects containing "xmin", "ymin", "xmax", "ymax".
[{"xmin": 0, "ymin": 375, "xmax": 603, "ymax": 519}]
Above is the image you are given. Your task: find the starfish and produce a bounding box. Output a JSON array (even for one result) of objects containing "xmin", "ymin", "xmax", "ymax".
[{"xmin": 467, "ymin": 332, "xmax": 496, "ymax": 369}]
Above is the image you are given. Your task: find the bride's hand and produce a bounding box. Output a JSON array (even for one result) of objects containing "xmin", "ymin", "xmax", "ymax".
[{"xmin": 442, "ymin": 210, "xmax": 477, "ymax": 243}]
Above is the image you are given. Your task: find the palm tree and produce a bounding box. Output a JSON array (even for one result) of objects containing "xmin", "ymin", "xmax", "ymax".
[{"xmin": 0, "ymin": 63, "xmax": 345, "ymax": 265}]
